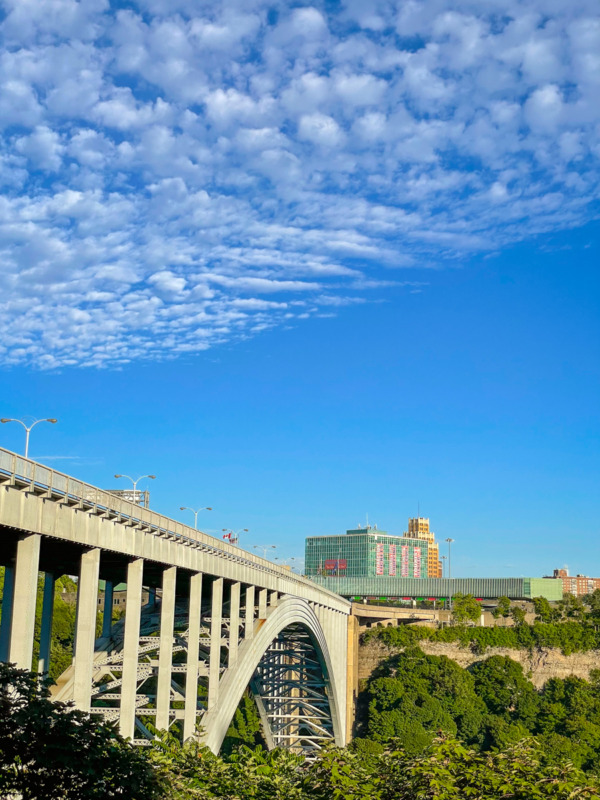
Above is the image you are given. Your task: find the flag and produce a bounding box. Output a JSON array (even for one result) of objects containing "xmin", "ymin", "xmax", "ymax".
[{"xmin": 223, "ymin": 532, "xmax": 231, "ymax": 540}]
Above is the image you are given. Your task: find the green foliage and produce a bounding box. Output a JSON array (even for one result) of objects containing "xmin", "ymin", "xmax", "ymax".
[
  {"xmin": 366, "ymin": 648, "xmax": 486, "ymax": 751},
  {"xmin": 365, "ymin": 618, "xmax": 600, "ymax": 655},
  {"xmin": 0, "ymin": 663, "xmax": 160, "ymax": 800},
  {"xmin": 363, "ymin": 641, "xmax": 600, "ymax": 773},
  {"xmin": 149, "ymin": 730, "xmax": 305, "ymax": 799},
  {"xmin": 510, "ymin": 606, "xmax": 527, "ymax": 625},
  {"xmin": 492, "ymin": 595, "xmax": 511, "ymax": 619},
  {"xmin": 450, "ymin": 593, "xmax": 481, "ymax": 624},
  {"xmin": 221, "ymin": 692, "xmax": 264, "ymax": 755},
  {"xmin": 470, "ymin": 656, "xmax": 540, "ymax": 727},
  {"xmin": 378, "ymin": 736, "xmax": 600, "ymax": 800},
  {"xmin": 147, "ymin": 733, "xmax": 600, "ymax": 800}
]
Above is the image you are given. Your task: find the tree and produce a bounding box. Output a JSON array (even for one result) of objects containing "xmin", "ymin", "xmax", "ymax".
[
  {"xmin": 492, "ymin": 595, "xmax": 511, "ymax": 621},
  {"xmin": 378, "ymin": 735, "xmax": 600, "ymax": 800},
  {"xmin": 532, "ymin": 596, "xmax": 560, "ymax": 624},
  {"xmin": 0, "ymin": 663, "xmax": 161, "ymax": 800},
  {"xmin": 450, "ymin": 593, "xmax": 481, "ymax": 625},
  {"xmin": 149, "ymin": 730, "xmax": 306, "ymax": 800},
  {"xmin": 558, "ymin": 593, "xmax": 586, "ymax": 621},
  {"xmin": 469, "ymin": 655, "xmax": 539, "ymax": 728},
  {"xmin": 510, "ymin": 606, "xmax": 527, "ymax": 626}
]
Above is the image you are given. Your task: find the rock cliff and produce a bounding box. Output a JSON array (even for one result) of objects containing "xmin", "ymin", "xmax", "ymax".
[{"xmin": 359, "ymin": 638, "xmax": 600, "ymax": 689}]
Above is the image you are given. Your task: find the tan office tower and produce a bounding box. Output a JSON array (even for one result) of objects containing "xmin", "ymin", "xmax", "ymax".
[{"xmin": 406, "ymin": 517, "xmax": 443, "ymax": 577}]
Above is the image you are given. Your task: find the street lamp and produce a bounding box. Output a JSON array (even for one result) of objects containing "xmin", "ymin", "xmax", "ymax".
[
  {"xmin": 254, "ymin": 544, "xmax": 276, "ymax": 559},
  {"xmin": 180, "ymin": 506, "xmax": 212, "ymax": 530},
  {"xmin": 445, "ymin": 538, "xmax": 455, "ymax": 610},
  {"xmin": 441, "ymin": 555, "xmax": 447, "ymax": 579},
  {"xmin": 114, "ymin": 474, "xmax": 156, "ymax": 506},
  {"xmin": 274, "ymin": 556, "xmax": 298, "ymax": 572},
  {"xmin": 1, "ymin": 417, "xmax": 58, "ymax": 459},
  {"xmin": 223, "ymin": 528, "xmax": 248, "ymax": 546}
]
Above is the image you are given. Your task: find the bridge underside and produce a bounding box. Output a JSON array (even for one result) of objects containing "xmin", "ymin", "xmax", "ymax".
[{"xmin": 51, "ymin": 594, "xmax": 339, "ymax": 756}]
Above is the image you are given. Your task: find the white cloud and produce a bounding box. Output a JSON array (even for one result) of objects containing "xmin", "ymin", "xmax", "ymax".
[{"xmin": 0, "ymin": 0, "xmax": 598, "ymax": 369}]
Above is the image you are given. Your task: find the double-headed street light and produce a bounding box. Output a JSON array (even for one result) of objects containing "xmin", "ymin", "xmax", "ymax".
[
  {"xmin": 180, "ymin": 506, "xmax": 212, "ymax": 530},
  {"xmin": 1, "ymin": 417, "xmax": 58, "ymax": 459},
  {"xmin": 254, "ymin": 544, "xmax": 276, "ymax": 559},
  {"xmin": 114, "ymin": 473, "xmax": 155, "ymax": 506}
]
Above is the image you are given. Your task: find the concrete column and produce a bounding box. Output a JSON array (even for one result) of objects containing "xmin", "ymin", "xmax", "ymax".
[
  {"xmin": 183, "ymin": 572, "xmax": 202, "ymax": 741},
  {"xmin": 258, "ymin": 588, "xmax": 268, "ymax": 620},
  {"xmin": 269, "ymin": 590, "xmax": 278, "ymax": 608},
  {"xmin": 73, "ymin": 548, "xmax": 101, "ymax": 711},
  {"xmin": 38, "ymin": 572, "xmax": 55, "ymax": 674},
  {"xmin": 119, "ymin": 558, "xmax": 144, "ymax": 740},
  {"xmin": 228, "ymin": 582, "xmax": 241, "ymax": 668},
  {"xmin": 208, "ymin": 578, "xmax": 223, "ymax": 710},
  {"xmin": 102, "ymin": 580, "xmax": 114, "ymax": 639},
  {"xmin": 8, "ymin": 535, "xmax": 41, "ymax": 669},
  {"xmin": 156, "ymin": 566, "xmax": 177, "ymax": 731},
  {"xmin": 244, "ymin": 586, "xmax": 255, "ymax": 641},
  {"xmin": 0, "ymin": 564, "xmax": 15, "ymax": 662}
]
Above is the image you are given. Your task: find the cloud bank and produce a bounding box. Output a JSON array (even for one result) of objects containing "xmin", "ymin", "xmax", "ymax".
[{"xmin": 1, "ymin": 0, "xmax": 598, "ymax": 368}]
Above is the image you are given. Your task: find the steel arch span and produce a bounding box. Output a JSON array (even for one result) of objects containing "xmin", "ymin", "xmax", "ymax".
[{"xmin": 201, "ymin": 597, "xmax": 344, "ymax": 755}]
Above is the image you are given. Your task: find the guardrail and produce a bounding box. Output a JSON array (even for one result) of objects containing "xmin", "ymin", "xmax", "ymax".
[{"xmin": 0, "ymin": 446, "xmax": 345, "ymax": 605}]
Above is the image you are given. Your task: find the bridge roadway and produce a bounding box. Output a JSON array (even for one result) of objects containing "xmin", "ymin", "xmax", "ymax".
[{"xmin": 0, "ymin": 447, "xmax": 350, "ymax": 755}]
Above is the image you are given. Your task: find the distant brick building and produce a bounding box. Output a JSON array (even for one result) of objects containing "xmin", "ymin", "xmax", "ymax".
[{"xmin": 547, "ymin": 568, "xmax": 600, "ymax": 597}]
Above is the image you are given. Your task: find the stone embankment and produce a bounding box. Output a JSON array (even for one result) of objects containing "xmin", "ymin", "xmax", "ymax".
[{"xmin": 359, "ymin": 638, "xmax": 600, "ymax": 689}]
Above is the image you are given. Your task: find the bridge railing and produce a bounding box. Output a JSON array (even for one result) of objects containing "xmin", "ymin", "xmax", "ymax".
[{"xmin": 0, "ymin": 446, "xmax": 346, "ymax": 606}]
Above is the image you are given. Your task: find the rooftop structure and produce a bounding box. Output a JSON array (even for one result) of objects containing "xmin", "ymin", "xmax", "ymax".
[
  {"xmin": 545, "ymin": 568, "xmax": 600, "ymax": 597},
  {"xmin": 405, "ymin": 517, "xmax": 442, "ymax": 577}
]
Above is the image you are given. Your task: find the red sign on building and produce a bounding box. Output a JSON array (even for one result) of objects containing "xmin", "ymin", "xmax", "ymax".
[
  {"xmin": 414, "ymin": 546, "xmax": 421, "ymax": 578},
  {"xmin": 401, "ymin": 545, "xmax": 409, "ymax": 577},
  {"xmin": 389, "ymin": 544, "xmax": 397, "ymax": 576},
  {"xmin": 324, "ymin": 559, "xmax": 347, "ymax": 571},
  {"xmin": 375, "ymin": 544, "xmax": 385, "ymax": 575}
]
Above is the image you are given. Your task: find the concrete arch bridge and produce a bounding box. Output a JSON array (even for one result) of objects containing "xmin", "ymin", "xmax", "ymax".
[{"xmin": 0, "ymin": 448, "xmax": 350, "ymax": 756}]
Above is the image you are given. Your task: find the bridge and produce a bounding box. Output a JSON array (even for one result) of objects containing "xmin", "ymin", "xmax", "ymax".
[{"xmin": 0, "ymin": 447, "xmax": 350, "ymax": 756}]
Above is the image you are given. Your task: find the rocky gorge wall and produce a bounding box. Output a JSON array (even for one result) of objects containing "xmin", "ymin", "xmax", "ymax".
[{"xmin": 359, "ymin": 638, "xmax": 600, "ymax": 689}]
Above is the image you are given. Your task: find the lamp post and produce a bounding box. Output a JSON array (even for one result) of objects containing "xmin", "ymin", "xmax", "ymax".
[
  {"xmin": 253, "ymin": 544, "xmax": 276, "ymax": 559},
  {"xmin": 223, "ymin": 528, "xmax": 248, "ymax": 546},
  {"xmin": 1, "ymin": 418, "xmax": 58, "ymax": 459},
  {"xmin": 180, "ymin": 506, "xmax": 212, "ymax": 530},
  {"xmin": 274, "ymin": 556, "xmax": 298, "ymax": 572},
  {"xmin": 445, "ymin": 538, "xmax": 455, "ymax": 610},
  {"xmin": 441, "ymin": 555, "xmax": 447, "ymax": 579},
  {"xmin": 114, "ymin": 474, "xmax": 156, "ymax": 507}
]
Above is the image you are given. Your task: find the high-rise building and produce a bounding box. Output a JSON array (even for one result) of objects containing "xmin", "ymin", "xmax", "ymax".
[
  {"xmin": 404, "ymin": 517, "xmax": 442, "ymax": 578},
  {"xmin": 305, "ymin": 525, "xmax": 429, "ymax": 580}
]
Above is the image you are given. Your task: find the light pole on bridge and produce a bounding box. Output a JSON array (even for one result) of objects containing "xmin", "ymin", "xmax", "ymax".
[
  {"xmin": 1, "ymin": 417, "xmax": 58, "ymax": 459},
  {"xmin": 254, "ymin": 544, "xmax": 276, "ymax": 559},
  {"xmin": 114, "ymin": 473, "xmax": 156, "ymax": 507},
  {"xmin": 445, "ymin": 538, "xmax": 455, "ymax": 610},
  {"xmin": 180, "ymin": 506, "xmax": 212, "ymax": 529},
  {"xmin": 274, "ymin": 556, "xmax": 298, "ymax": 572}
]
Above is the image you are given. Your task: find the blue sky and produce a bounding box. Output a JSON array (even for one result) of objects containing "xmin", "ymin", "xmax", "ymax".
[{"xmin": 0, "ymin": 0, "xmax": 599, "ymax": 577}]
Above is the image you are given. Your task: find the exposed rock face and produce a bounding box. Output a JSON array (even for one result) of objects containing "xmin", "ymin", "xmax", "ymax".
[{"xmin": 359, "ymin": 638, "xmax": 600, "ymax": 689}]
